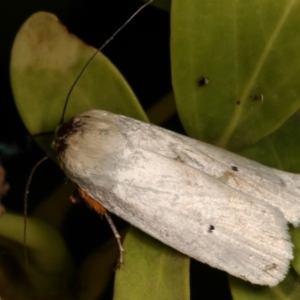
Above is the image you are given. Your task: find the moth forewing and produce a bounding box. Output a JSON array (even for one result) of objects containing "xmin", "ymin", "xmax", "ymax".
[
  {"xmin": 52, "ymin": 110, "xmax": 296, "ymax": 286},
  {"xmin": 110, "ymin": 112, "xmax": 300, "ymax": 225}
]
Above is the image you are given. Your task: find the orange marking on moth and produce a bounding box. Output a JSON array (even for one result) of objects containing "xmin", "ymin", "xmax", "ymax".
[{"xmin": 78, "ymin": 187, "xmax": 107, "ymax": 215}]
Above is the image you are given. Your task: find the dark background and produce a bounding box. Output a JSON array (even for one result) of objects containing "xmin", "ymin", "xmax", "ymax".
[{"xmin": 0, "ymin": 0, "xmax": 231, "ymax": 298}]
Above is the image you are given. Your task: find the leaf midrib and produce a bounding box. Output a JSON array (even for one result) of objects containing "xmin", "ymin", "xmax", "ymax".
[{"xmin": 216, "ymin": 0, "xmax": 296, "ymax": 149}]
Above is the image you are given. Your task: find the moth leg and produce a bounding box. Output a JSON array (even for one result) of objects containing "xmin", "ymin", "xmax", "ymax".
[
  {"xmin": 104, "ymin": 212, "xmax": 125, "ymax": 268},
  {"xmin": 75, "ymin": 187, "xmax": 124, "ymax": 267}
]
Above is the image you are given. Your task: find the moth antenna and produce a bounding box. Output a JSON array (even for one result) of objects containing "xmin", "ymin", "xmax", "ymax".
[
  {"xmin": 59, "ymin": 0, "xmax": 153, "ymax": 125},
  {"xmin": 104, "ymin": 212, "xmax": 124, "ymax": 267},
  {"xmin": 23, "ymin": 154, "xmax": 49, "ymax": 267}
]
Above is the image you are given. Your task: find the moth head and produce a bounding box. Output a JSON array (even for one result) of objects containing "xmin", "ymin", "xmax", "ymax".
[
  {"xmin": 51, "ymin": 110, "xmax": 127, "ymax": 178},
  {"xmin": 51, "ymin": 116, "xmax": 81, "ymax": 154}
]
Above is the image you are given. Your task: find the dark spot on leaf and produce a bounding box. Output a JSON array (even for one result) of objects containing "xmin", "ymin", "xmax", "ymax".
[
  {"xmin": 236, "ymin": 101, "xmax": 241, "ymax": 105},
  {"xmin": 250, "ymin": 94, "xmax": 264, "ymax": 101},
  {"xmin": 198, "ymin": 77, "xmax": 209, "ymax": 87}
]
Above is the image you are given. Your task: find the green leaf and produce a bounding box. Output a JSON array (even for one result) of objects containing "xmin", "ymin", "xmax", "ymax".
[
  {"xmin": 238, "ymin": 110, "xmax": 300, "ymax": 173},
  {"xmin": 171, "ymin": 0, "xmax": 300, "ymax": 298},
  {"xmin": 10, "ymin": 12, "xmax": 148, "ymax": 152},
  {"xmin": 114, "ymin": 227, "xmax": 190, "ymax": 300},
  {"xmin": 171, "ymin": 0, "xmax": 300, "ymax": 152}
]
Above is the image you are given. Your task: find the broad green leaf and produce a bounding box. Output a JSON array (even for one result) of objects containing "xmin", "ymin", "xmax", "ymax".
[
  {"xmin": 239, "ymin": 110, "xmax": 300, "ymax": 173},
  {"xmin": 10, "ymin": 12, "xmax": 190, "ymax": 299},
  {"xmin": 114, "ymin": 227, "xmax": 190, "ymax": 300},
  {"xmin": 171, "ymin": 0, "xmax": 300, "ymax": 298},
  {"xmin": 10, "ymin": 12, "xmax": 148, "ymax": 152},
  {"xmin": 171, "ymin": 0, "xmax": 300, "ymax": 152}
]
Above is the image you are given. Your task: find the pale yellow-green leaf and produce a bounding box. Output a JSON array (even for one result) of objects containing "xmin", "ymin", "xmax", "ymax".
[
  {"xmin": 171, "ymin": 0, "xmax": 300, "ymax": 297},
  {"xmin": 114, "ymin": 227, "xmax": 190, "ymax": 300},
  {"xmin": 10, "ymin": 12, "xmax": 148, "ymax": 152}
]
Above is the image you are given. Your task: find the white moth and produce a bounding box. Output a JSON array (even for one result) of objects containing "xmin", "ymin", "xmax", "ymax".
[{"xmin": 51, "ymin": 109, "xmax": 300, "ymax": 287}]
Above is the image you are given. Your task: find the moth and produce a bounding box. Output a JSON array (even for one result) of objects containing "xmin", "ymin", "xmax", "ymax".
[
  {"xmin": 15, "ymin": 0, "xmax": 299, "ymax": 289},
  {"xmin": 51, "ymin": 109, "xmax": 300, "ymax": 287}
]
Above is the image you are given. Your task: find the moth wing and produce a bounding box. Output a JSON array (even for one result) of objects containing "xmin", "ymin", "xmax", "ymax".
[
  {"xmin": 58, "ymin": 110, "xmax": 293, "ymax": 286},
  {"xmin": 110, "ymin": 112, "xmax": 300, "ymax": 225},
  {"xmin": 86, "ymin": 147, "xmax": 292, "ymax": 287}
]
